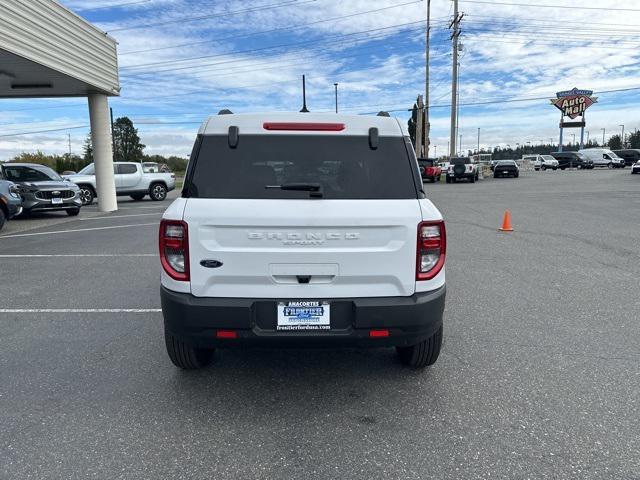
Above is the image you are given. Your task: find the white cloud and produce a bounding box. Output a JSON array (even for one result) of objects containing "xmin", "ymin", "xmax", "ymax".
[{"xmin": 4, "ymin": 0, "xmax": 639, "ymax": 160}]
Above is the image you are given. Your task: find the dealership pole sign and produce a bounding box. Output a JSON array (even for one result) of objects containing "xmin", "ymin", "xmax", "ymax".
[
  {"xmin": 550, "ymin": 88, "xmax": 597, "ymax": 152},
  {"xmin": 550, "ymin": 88, "xmax": 598, "ymax": 119}
]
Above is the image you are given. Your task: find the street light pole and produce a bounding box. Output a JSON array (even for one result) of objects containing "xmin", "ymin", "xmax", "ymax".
[
  {"xmin": 477, "ymin": 127, "xmax": 480, "ymax": 155},
  {"xmin": 424, "ymin": 0, "xmax": 431, "ymax": 158},
  {"xmin": 334, "ymin": 83, "xmax": 338, "ymax": 114},
  {"xmin": 601, "ymin": 128, "xmax": 606, "ymax": 146},
  {"xmin": 619, "ymin": 124, "xmax": 625, "ymax": 148}
]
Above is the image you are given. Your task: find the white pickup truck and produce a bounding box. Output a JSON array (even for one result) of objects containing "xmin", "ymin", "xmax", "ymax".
[{"xmin": 66, "ymin": 162, "xmax": 176, "ymax": 205}]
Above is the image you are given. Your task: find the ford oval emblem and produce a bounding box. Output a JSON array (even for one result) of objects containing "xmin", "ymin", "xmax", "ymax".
[{"xmin": 200, "ymin": 260, "xmax": 223, "ymax": 269}]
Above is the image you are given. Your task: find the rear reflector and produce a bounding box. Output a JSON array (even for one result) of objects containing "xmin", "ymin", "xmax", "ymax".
[
  {"xmin": 263, "ymin": 122, "xmax": 345, "ymax": 131},
  {"xmin": 216, "ymin": 330, "xmax": 237, "ymax": 339},
  {"xmin": 369, "ymin": 329, "xmax": 390, "ymax": 338}
]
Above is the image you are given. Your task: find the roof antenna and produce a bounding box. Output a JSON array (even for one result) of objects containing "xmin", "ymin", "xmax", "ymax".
[{"xmin": 300, "ymin": 74, "xmax": 309, "ymax": 113}]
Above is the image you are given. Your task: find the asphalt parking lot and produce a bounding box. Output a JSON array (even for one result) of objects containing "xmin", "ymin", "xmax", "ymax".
[{"xmin": 1, "ymin": 169, "xmax": 639, "ymax": 479}]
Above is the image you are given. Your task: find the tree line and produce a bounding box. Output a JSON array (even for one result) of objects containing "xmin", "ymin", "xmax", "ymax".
[{"xmin": 5, "ymin": 116, "xmax": 188, "ymax": 174}]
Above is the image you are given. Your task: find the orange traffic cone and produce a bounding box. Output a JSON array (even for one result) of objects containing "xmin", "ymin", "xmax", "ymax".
[{"xmin": 499, "ymin": 210, "xmax": 514, "ymax": 232}]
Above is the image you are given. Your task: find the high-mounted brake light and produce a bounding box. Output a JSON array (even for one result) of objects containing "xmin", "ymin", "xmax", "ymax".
[
  {"xmin": 416, "ymin": 220, "xmax": 446, "ymax": 281},
  {"xmin": 159, "ymin": 219, "xmax": 189, "ymax": 281},
  {"xmin": 262, "ymin": 122, "xmax": 345, "ymax": 131}
]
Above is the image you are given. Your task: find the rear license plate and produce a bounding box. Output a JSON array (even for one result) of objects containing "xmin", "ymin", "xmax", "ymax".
[
  {"xmin": 277, "ymin": 301, "xmax": 330, "ymax": 331},
  {"xmin": 51, "ymin": 198, "xmax": 63, "ymax": 204}
]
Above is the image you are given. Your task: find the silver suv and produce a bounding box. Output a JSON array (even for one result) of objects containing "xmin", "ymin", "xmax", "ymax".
[{"xmin": 0, "ymin": 163, "xmax": 82, "ymax": 216}]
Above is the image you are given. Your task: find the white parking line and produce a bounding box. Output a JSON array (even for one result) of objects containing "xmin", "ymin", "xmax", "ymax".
[
  {"xmin": 80, "ymin": 213, "xmax": 162, "ymax": 221},
  {"xmin": 0, "ymin": 309, "xmax": 161, "ymax": 313},
  {"xmin": 0, "ymin": 222, "xmax": 158, "ymax": 239},
  {"xmin": 0, "ymin": 254, "xmax": 156, "ymax": 258},
  {"xmin": 86, "ymin": 205, "xmax": 167, "ymax": 211}
]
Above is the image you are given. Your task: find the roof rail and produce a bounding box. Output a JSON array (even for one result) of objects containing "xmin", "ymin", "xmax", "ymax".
[
  {"xmin": 218, "ymin": 109, "xmax": 233, "ymax": 115},
  {"xmin": 376, "ymin": 111, "xmax": 390, "ymax": 117}
]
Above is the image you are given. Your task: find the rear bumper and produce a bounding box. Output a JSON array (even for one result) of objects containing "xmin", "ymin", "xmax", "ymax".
[{"xmin": 161, "ymin": 285, "xmax": 446, "ymax": 348}]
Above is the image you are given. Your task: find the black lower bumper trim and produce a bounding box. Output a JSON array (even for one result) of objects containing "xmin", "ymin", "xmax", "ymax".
[{"xmin": 161, "ymin": 286, "xmax": 445, "ymax": 348}]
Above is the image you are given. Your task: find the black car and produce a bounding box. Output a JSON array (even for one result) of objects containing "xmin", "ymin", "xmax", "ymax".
[
  {"xmin": 0, "ymin": 163, "xmax": 83, "ymax": 216},
  {"xmin": 550, "ymin": 151, "xmax": 593, "ymax": 170},
  {"xmin": 613, "ymin": 149, "xmax": 640, "ymax": 167},
  {"xmin": 493, "ymin": 160, "xmax": 519, "ymax": 178}
]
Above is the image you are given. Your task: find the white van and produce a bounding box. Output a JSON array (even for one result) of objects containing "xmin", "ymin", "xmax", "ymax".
[
  {"xmin": 522, "ymin": 154, "xmax": 558, "ymax": 171},
  {"xmin": 578, "ymin": 148, "xmax": 625, "ymax": 168}
]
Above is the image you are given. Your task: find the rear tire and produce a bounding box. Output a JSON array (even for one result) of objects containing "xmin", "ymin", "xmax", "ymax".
[
  {"xmin": 130, "ymin": 193, "xmax": 145, "ymax": 201},
  {"xmin": 66, "ymin": 208, "xmax": 80, "ymax": 217},
  {"xmin": 165, "ymin": 331, "xmax": 215, "ymax": 370},
  {"xmin": 150, "ymin": 183, "xmax": 167, "ymax": 201},
  {"xmin": 469, "ymin": 176, "xmax": 475, "ymax": 183},
  {"xmin": 0, "ymin": 208, "xmax": 5, "ymax": 231},
  {"xmin": 396, "ymin": 325, "xmax": 443, "ymax": 368},
  {"xmin": 446, "ymin": 176, "xmax": 451, "ymax": 184},
  {"xmin": 78, "ymin": 185, "xmax": 95, "ymax": 205}
]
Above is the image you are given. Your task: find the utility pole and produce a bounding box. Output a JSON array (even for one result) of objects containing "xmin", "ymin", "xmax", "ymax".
[
  {"xmin": 619, "ymin": 124, "xmax": 625, "ymax": 147},
  {"xmin": 424, "ymin": 0, "xmax": 431, "ymax": 158},
  {"xmin": 449, "ymin": 0, "xmax": 461, "ymax": 159},
  {"xmin": 67, "ymin": 133, "xmax": 71, "ymax": 157},
  {"xmin": 601, "ymin": 128, "xmax": 606, "ymax": 146},
  {"xmin": 334, "ymin": 83, "xmax": 339, "ymax": 114},
  {"xmin": 477, "ymin": 127, "xmax": 480, "ymax": 154},
  {"xmin": 415, "ymin": 95, "xmax": 424, "ymax": 157}
]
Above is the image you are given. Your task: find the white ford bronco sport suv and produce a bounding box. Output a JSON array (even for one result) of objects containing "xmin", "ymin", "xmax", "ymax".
[{"xmin": 160, "ymin": 112, "xmax": 446, "ymax": 369}]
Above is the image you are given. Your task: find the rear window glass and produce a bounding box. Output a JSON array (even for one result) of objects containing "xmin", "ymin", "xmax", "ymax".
[{"xmin": 187, "ymin": 134, "xmax": 417, "ymax": 199}]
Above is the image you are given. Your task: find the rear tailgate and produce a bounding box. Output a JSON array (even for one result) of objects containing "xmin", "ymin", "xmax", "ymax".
[{"xmin": 186, "ymin": 198, "xmax": 420, "ymax": 299}]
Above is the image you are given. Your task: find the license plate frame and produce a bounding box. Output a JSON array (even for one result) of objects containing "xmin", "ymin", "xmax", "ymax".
[
  {"xmin": 277, "ymin": 301, "xmax": 330, "ymax": 331},
  {"xmin": 51, "ymin": 197, "xmax": 63, "ymax": 205}
]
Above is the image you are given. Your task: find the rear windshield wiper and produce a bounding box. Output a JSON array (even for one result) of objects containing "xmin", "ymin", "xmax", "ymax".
[{"xmin": 265, "ymin": 183, "xmax": 323, "ymax": 198}]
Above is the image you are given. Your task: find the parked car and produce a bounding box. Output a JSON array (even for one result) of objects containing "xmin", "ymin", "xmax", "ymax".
[
  {"xmin": 522, "ymin": 154, "xmax": 559, "ymax": 171},
  {"xmin": 160, "ymin": 112, "xmax": 446, "ymax": 370},
  {"xmin": 0, "ymin": 179, "xmax": 23, "ymax": 231},
  {"xmin": 0, "ymin": 163, "xmax": 82, "ymax": 216},
  {"xmin": 612, "ymin": 149, "xmax": 640, "ymax": 167},
  {"xmin": 550, "ymin": 151, "xmax": 593, "ymax": 169},
  {"xmin": 446, "ymin": 157, "xmax": 478, "ymax": 183},
  {"xmin": 417, "ymin": 158, "xmax": 442, "ymax": 182},
  {"xmin": 578, "ymin": 148, "xmax": 625, "ymax": 168},
  {"xmin": 493, "ymin": 160, "xmax": 519, "ymax": 178},
  {"xmin": 66, "ymin": 162, "xmax": 176, "ymax": 205},
  {"xmin": 631, "ymin": 160, "xmax": 640, "ymax": 174}
]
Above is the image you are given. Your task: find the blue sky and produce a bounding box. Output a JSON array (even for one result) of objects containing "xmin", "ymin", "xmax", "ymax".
[{"xmin": 2, "ymin": 0, "xmax": 640, "ymax": 160}]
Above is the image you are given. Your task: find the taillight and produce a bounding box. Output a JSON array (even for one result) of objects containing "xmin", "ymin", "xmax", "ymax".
[
  {"xmin": 416, "ymin": 220, "xmax": 446, "ymax": 281},
  {"xmin": 159, "ymin": 219, "xmax": 189, "ymax": 281}
]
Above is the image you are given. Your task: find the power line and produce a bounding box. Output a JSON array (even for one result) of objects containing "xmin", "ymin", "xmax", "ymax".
[
  {"xmin": 108, "ymin": 0, "xmax": 313, "ymax": 32},
  {"xmin": 120, "ymin": 20, "xmax": 443, "ymax": 75},
  {"xmin": 75, "ymin": 0, "xmax": 152, "ymax": 12},
  {"xmin": 6, "ymin": 86, "xmax": 640, "ymax": 138},
  {"xmin": 119, "ymin": 0, "xmax": 427, "ymax": 56},
  {"xmin": 0, "ymin": 125, "xmax": 89, "ymax": 138},
  {"xmin": 460, "ymin": 0, "xmax": 640, "ymax": 12},
  {"xmin": 122, "ymin": 29, "xmax": 448, "ymax": 81}
]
